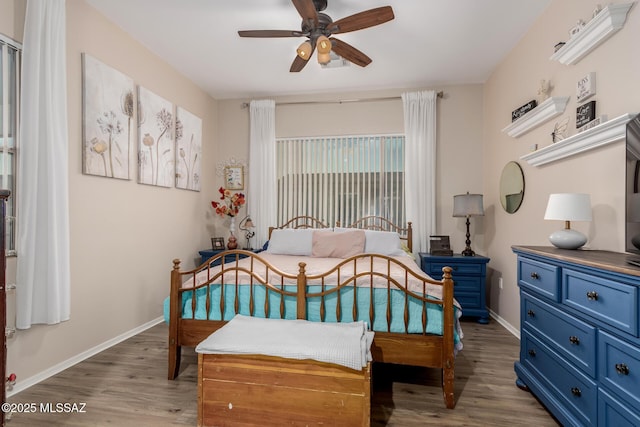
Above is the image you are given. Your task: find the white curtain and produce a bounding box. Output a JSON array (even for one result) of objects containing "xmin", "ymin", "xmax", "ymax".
[
  {"xmin": 16, "ymin": 0, "xmax": 70, "ymax": 329},
  {"xmin": 248, "ymin": 100, "xmax": 276, "ymax": 248},
  {"xmin": 402, "ymin": 90, "xmax": 437, "ymax": 254}
]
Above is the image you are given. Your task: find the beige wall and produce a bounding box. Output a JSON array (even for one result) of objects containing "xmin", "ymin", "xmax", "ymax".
[
  {"xmin": 217, "ymin": 85, "xmax": 485, "ymax": 250},
  {"xmin": 4, "ymin": 0, "xmax": 219, "ymax": 385},
  {"xmin": 483, "ymin": 0, "xmax": 640, "ymax": 329}
]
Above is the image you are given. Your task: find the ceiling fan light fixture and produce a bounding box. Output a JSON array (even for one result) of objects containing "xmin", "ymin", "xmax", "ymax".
[
  {"xmin": 317, "ymin": 51, "xmax": 331, "ymax": 65},
  {"xmin": 316, "ymin": 35, "xmax": 331, "ymax": 54},
  {"xmin": 296, "ymin": 41, "xmax": 312, "ymax": 59}
]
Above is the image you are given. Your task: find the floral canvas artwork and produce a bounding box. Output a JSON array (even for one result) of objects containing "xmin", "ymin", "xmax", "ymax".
[
  {"xmin": 137, "ymin": 86, "xmax": 174, "ymax": 187},
  {"xmin": 175, "ymin": 107, "xmax": 202, "ymax": 191},
  {"xmin": 82, "ymin": 53, "xmax": 134, "ymax": 179}
]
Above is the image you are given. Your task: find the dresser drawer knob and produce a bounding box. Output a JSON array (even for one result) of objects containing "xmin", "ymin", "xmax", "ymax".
[
  {"xmin": 527, "ymin": 309, "xmax": 535, "ymax": 317},
  {"xmin": 615, "ymin": 363, "xmax": 630, "ymax": 375},
  {"xmin": 530, "ymin": 272, "xmax": 539, "ymax": 280},
  {"xmin": 569, "ymin": 336, "xmax": 580, "ymax": 345},
  {"xmin": 570, "ymin": 387, "xmax": 582, "ymax": 397},
  {"xmin": 528, "ymin": 349, "xmax": 536, "ymax": 357},
  {"xmin": 586, "ymin": 291, "xmax": 598, "ymax": 301}
]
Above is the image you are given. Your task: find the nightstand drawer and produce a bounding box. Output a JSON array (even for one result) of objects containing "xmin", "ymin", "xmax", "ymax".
[
  {"xmin": 454, "ymin": 292, "xmax": 480, "ymax": 311},
  {"xmin": 518, "ymin": 257, "xmax": 561, "ymax": 302},
  {"xmin": 521, "ymin": 331, "xmax": 597, "ymax": 426},
  {"xmin": 598, "ymin": 330, "xmax": 640, "ymax": 411},
  {"xmin": 563, "ymin": 269, "xmax": 638, "ymax": 336},
  {"xmin": 425, "ymin": 262, "xmax": 483, "ymax": 278},
  {"xmin": 522, "ymin": 292, "xmax": 596, "ymax": 377}
]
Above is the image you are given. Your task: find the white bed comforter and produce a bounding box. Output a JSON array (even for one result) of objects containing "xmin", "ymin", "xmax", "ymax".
[
  {"xmin": 195, "ymin": 314, "xmax": 374, "ymax": 370},
  {"xmin": 186, "ymin": 252, "xmax": 460, "ymax": 311}
]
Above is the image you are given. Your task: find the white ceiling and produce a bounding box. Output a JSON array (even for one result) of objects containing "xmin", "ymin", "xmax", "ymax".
[{"xmin": 84, "ymin": 0, "xmax": 552, "ymax": 100}]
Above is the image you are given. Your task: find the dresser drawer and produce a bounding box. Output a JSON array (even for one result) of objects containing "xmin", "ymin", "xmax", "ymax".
[
  {"xmin": 522, "ymin": 292, "xmax": 596, "ymax": 377},
  {"xmin": 598, "ymin": 388, "xmax": 640, "ymax": 427},
  {"xmin": 563, "ymin": 269, "xmax": 638, "ymax": 336},
  {"xmin": 598, "ymin": 331, "xmax": 640, "ymax": 411},
  {"xmin": 424, "ymin": 262, "xmax": 483, "ymax": 278},
  {"xmin": 521, "ymin": 331, "xmax": 597, "ymax": 426},
  {"xmin": 518, "ymin": 257, "xmax": 561, "ymax": 302}
]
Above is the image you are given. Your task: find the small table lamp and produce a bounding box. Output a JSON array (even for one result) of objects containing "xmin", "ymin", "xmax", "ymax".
[
  {"xmin": 453, "ymin": 192, "xmax": 484, "ymax": 256},
  {"xmin": 544, "ymin": 193, "xmax": 592, "ymax": 249},
  {"xmin": 239, "ymin": 216, "xmax": 255, "ymax": 249}
]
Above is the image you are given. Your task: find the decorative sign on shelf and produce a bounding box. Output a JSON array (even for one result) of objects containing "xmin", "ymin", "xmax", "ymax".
[
  {"xmin": 576, "ymin": 100, "xmax": 596, "ymax": 128},
  {"xmin": 511, "ymin": 100, "xmax": 538, "ymax": 122},
  {"xmin": 576, "ymin": 72, "xmax": 596, "ymax": 103},
  {"xmin": 578, "ymin": 115, "xmax": 607, "ymax": 133}
]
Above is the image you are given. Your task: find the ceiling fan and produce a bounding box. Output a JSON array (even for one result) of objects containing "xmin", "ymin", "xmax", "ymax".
[{"xmin": 238, "ymin": 0, "xmax": 395, "ymax": 72}]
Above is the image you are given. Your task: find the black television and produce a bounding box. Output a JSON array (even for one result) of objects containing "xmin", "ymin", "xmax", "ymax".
[{"xmin": 625, "ymin": 113, "xmax": 640, "ymax": 266}]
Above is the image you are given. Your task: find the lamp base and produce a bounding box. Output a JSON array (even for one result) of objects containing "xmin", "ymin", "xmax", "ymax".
[
  {"xmin": 548, "ymin": 229, "xmax": 587, "ymax": 250},
  {"xmin": 461, "ymin": 247, "xmax": 476, "ymax": 256}
]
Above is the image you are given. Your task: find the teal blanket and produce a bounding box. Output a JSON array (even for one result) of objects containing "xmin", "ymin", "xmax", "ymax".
[{"xmin": 163, "ymin": 284, "xmax": 461, "ymax": 346}]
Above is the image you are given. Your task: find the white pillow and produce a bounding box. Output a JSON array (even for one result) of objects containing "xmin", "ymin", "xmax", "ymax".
[
  {"xmin": 335, "ymin": 227, "xmax": 405, "ymax": 256},
  {"xmin": 266, "ymin": 229, "xmax": 313, "ymax": 256}
]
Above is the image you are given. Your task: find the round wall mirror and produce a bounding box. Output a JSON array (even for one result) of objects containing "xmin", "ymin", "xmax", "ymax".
[{"xmin": 499, "ymin": 161, "xmax": 525, "ymax": 214}]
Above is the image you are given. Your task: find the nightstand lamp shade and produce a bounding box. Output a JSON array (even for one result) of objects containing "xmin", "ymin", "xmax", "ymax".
[
  {"xmin": 453, "ymin": 192, "xmax": 484, "ymax": 256},
  {"xmin": 544, "ymin": 193, "xmax": 592, "ymax": 249}
]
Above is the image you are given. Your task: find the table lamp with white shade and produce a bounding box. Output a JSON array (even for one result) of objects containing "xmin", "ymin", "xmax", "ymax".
[{"xmin": 544, "ymin": 193, "xmax": 592, "ymax": 249}]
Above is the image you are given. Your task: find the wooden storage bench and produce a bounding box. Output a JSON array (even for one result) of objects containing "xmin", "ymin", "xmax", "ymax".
[{"xmin": 197, "ymin": 353, "xmax": 371, "ymax": 426}]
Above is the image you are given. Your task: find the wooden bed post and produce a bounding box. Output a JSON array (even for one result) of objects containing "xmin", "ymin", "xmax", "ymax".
[
  {"xmin": 441, "ymin": 266, "xmax": 455, "ymax": 409},
  {"xmin": 168, "ymin": 259, "xmax": 183, "ymax": 380},
  {"xmin": 296, "ymin": 262, "xmax": 307, "ymax": 320},
  {"xmin": 407, "ymin": 221, "xmax": 413, "ymax": 253}
]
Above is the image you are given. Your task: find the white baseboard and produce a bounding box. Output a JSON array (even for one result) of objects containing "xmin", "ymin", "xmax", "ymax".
[
  {"xmin": 489, "ymin": 308, "xmax": 520, "ymax": 340},
  {"xmin": 7, "ymin": 316, "xmax": 164, "ymax": 397}
]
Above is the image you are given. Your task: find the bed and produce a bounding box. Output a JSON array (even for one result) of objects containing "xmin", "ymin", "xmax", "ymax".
[{"xmin": 166, "ymin": 216, "xmax": 460, "ymax": 409}]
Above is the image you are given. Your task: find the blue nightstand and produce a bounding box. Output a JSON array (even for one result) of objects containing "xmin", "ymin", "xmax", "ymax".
[
  {"xmin": 198, "ymin": 248, "xmax": 261, "ymax": 267},
  {"xmin": 419, "ymin": 253, "xmax": 490, "ymax": 323}
]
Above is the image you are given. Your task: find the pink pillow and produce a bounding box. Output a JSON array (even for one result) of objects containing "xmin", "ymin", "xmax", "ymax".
[{"xmin": 312, "ymin": 230, "xmax": 365, "ymax": 258}]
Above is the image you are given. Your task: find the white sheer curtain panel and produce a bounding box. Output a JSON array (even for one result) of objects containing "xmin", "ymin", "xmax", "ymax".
[
  {"xmin": 16, "ymin": 0, "xmax": 70, "ymax": 329},
  {"xmin": 248, "ymin": 100, "xmax": 276, "ymax": 247},
  {"xmin": 402, "ymin": 90, "xmax": 437, "ymax": 254}
]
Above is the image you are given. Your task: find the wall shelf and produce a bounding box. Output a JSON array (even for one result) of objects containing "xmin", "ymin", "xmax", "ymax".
[
  {"xmin": 550, "ymin": 2, "xmax": 634, "ymax": 65},
  {"xmin": 502, "ymin": 97, "xmax": 570, "ymax": 138},
  {"xmin": 520, "ymin": 113, "xmax": 635, "ymax": 166}
]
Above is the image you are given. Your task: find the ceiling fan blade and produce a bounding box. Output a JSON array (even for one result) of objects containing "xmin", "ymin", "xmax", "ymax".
[
  {"xmin": 328, "ymin": 6, "xmax": 394, "ymax": 34},
  {"xmin": 290, "ymin": 44, "xmax": 315, "ymax": 72},
  {"xmin": 238, "ymin": 30, "xmax": 304, "ymax": 38},
  {"xmin": 291, "ymin": 0, "xmax": 318, "ymax": 26},
  {"xmin": 330, "ymin": 38, "xmax": 372, "ymax": 67}
]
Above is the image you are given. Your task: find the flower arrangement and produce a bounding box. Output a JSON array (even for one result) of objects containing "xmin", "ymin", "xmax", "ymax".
[{"xmin": 211, "ymin": 187, "xmax": 245, "ymax": 218}]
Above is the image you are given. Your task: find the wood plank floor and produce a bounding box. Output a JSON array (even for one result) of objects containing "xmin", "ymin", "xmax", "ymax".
[{"xmin": 7, "ymin": 319, "xmax": 559, "ymax": 426}]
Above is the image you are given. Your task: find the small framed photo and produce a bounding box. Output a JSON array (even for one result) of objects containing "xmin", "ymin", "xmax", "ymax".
[
  {"xmin": 211, "ymin": 237, "xmax": 225, "ymax": 250},
  {"xmin": 224, "ymin": 166, "xmax": 244, "ymax": 190}
]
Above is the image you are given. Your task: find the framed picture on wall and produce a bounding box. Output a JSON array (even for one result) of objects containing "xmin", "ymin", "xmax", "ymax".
[{"xmin": 224, "ymin": 166, "xmax": 244, "ymax": 190}]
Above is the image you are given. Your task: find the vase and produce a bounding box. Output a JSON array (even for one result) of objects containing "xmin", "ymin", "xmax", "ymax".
[{"xmin": 227, "ymin": 216, "xmax": 238, "ymax": 249}]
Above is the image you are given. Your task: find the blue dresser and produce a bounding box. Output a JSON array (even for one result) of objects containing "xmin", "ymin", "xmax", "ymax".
[
  {"xmin": 513, "ymin": 246, "xmax": 640, "ymax": 427},
  {"xmin": 420, "ymin": 253, "xmax": 490, "ymax": 323}
]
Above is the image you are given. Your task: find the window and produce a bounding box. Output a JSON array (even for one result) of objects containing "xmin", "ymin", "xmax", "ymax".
[
  {"xmin": 276, "ymin": 134, "xmax": 405, "ymax": 227},
  {"xmin": 0, "ymin": 34, "xmax": 21, "ymax": 255}
]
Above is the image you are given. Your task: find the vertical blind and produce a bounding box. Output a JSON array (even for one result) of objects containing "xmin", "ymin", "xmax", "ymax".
[
  {"xmin": 276, "ymin": 134, "xmax": 405, "ymax": 227},
  {"xmin": 0, "ymin": 35, "xmax": 20, "ymax": 254}
]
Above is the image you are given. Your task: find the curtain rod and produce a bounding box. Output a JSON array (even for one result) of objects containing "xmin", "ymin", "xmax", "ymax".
[{"xmin": 240, "ymin": 91, "xmax": 443, "ymax": 109}]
